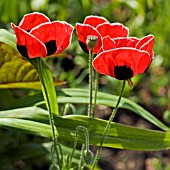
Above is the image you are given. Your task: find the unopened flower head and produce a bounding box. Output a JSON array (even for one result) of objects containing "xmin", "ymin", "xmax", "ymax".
[{"xmin": 86, "ymin": 35, "xmax": 98, "ymax": 50}]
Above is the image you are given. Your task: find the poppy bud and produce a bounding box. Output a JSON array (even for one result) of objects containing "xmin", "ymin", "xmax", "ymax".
[
  {"xmin": 86, "ymin": 35, "xmax": 98, "ymax": 50},
  {"xmin": 82, "ymin": 149, "xmax": 94, "ymax": 165}
]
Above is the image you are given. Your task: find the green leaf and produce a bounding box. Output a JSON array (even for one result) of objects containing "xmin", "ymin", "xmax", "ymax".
[
  {"xmin": 0, "ymin": 106, "xmax": 49, "ymax": 122},
  {"xmin": 28, "ymin": 58, "xmax": 59, "ymax": 115},
  {"xmin": 0, "ymin": 108, "xmax": 170, "ymax": 151},
  {"xmin": 0, "ymin": 29, "xmax": 16, "ymax": 50},
  {"xmin": 6, "ymin": 88, "xmax": 169, "ymax": 131},
  {"xmin": 0, "ymin": 31, "xmax": 65, "ymax": 89},
  {"xmin": 58, "ymin": 88, "xmax": 170, "ymax": 131}
]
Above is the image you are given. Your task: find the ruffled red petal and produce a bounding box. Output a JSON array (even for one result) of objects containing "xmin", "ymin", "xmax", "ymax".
[
  {"xmin": 11, "ymin": 23, "xmax": 47, "ymax": 58},
  {"xmin": 83, "ymin": 15, "xmax": 108, "ymax": 28},
  {"xmin": 114, "ymin": 37, "xmax": 139, "ymax": 48},
  {"xmin": 96, "ymin": 23, "xmax": 129, "ymax": 39},
  {"xmin": 30, "ymin": 21, "xmax": 74, "ymax": 55},
  {"xmin": 136, "ymin": 35, "xmax": 154, "ymax": 56},
  {"xmin": 76, "ymin": 23, "xmax": 102, "ymax": 54},
  {"xmin": 103, "ymin": 36, "xmax": 116, "ymax": 51},
  {"xmin": 19, "ymin": 12, "xmax": 50, "ymax": 32},
  {"xmin": 93, "ymin": 48, "xmax": 150, "ymax": 79},
  {"xmin": 55, "ymin": 22, "xmax": 74, "ymax": 54}
]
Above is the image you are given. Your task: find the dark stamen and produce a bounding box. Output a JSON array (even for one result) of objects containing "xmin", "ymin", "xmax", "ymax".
[
  {"xmin": 79, "ymin": 41, "xmax": 89, "ymax": 54},
  {"xmin": 45, "ymin": 40, "xmax": 57, "ymax": 56},
  {"xmin": 17, "ymin": 44, "xmax": 29, "ymax": 58},
  {"xmin": 114, "ymin": 65, "xmax": 133, "ymax": 80}
]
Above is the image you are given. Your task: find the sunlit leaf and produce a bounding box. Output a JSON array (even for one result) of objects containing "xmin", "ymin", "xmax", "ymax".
[
  {"xmin": 58, "ymin": 88, "xmax": 170, "ymax": 131},
  {"xmin": 0, "ymin": 29, "xmax": 16, "ymax": 50},
  {"xmin": 0, "ymin": 41, "xmax": 65, "ymax": 89},
  {"xmin": 6, "ymin": 88, "xmax": 170, "ymax": 131},
  {"xmin": 0, "ymin": 107, "xmax": 170, "ymax": 151}
]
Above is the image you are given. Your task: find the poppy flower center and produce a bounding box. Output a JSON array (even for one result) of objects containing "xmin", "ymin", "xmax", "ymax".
[
  {"xmin": 45, "ymin": 40, "xmax": 57, "ymax": 56},
  {"xmin": 79, "ymin": 41, "xmax": 89, "ymax": 54},
  {"xmin": 114, "ymin": 65, "xmax": 133, "ymax": 80},
  {"xmin": 17, "ymin": 44, "xmax": 29, "ymax": 58}
]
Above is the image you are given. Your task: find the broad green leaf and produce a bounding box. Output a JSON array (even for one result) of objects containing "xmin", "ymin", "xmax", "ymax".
[
  {"xmin": 0, "ymin": 29, "xmax": 16, "ymax": 50},
  {"xmin": 58, "ymin": 88, "xmax": 170, "ymax": 131},
  {"xmin": 6, "ymin": 88, "xmax": 170, "ymax": 131},
  {"xmin": 28, "ymin": 57, "xmax": 59, "ymax": 115},
  {"xmin": 0, "ymin": 108, "xmax": 170, "ymax": 151},
  {"xmin": 0, "ymin": 106, "xmax": 49, "ymax": 122},
  {"xmin": 0, "ymin": 43, "xmax": 65, "ymax": 89}
]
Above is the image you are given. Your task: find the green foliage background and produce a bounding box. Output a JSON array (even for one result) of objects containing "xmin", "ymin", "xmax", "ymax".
[
  {"xmin": 1, "ymin": 0, "xmax": 169, "ymax": 118},
  {"xmin": 1, "ymin": 0, "xmax": 170, "ymax": 169}
]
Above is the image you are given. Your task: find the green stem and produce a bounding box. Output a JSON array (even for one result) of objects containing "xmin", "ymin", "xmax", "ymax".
[
  {"xmin": 88, "ymin": 49, "xmax": 94, "ymax": 117},
  {"xmin": 78, "ymin": 144, "xmax": 85, "ymax": 170},
  {"xmin": 92, "ymin": 80, "xmax": 126, "ymax": 169},
  {"xmin": 69, "ymin": 126, "xmax": 89, "ymax": 168},
  {"xmin": 28, "ymin": 58, "xmax": 60, "ymax": 168},
  {"xmin": 68, "ymin": 137, "xmax": 78, "ymax": 169},
  {"xmin": 93, "ymin": 71, "xmax": 99, "ymax": 117}
]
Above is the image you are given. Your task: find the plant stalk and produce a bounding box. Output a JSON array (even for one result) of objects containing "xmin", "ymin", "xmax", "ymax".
[
  {"xmin": 88, "ymin": 49, "xmax": 94, "ymax": 117},
  {"xmin": 93, "ymin": 71, "xmax": 99, "ymax": 117},
  {"xmin": 92, "ymin": 80, "xmax": 126, "ymax": 169}
]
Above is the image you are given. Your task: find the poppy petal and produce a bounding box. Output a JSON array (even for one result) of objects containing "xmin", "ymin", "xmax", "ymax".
[
  {"xmin": 93, "ymin": 48, "xmax": 150, "ymax": 80},
  {"xmin": 114, "ymin": 37, "xmax": 139, "ymax": 48},
  {"xmin": 103, "ymin": 36, "xmax": 116, "ymax": 50},
  {"xmin": 19, "ymin": 12, "xmax": 50, "ymax": 32},
  {"xmin": 96, "ymin": 23, "xmax": 129, "ymax": 39},
  {"xmin": 11, "ymin": 23, "xmax": 47, "ymax": 58},
  {"xmin": 30, "ymin": 21, "xmax": 74, "ymax": 56},
  {"xmin": 83, "ymin": 15, "xmax": 108, "ymax": 28},
  {"xmin": 76, "ymin": 23, "xmax": 102, "ymax": 54},
  {"xmin": 55, "ymin": 22, "xmax": 74, "ymax": 54},
  {"xmin": 136, "ymin": 35, "xmax": 154, "ymax": 56}
]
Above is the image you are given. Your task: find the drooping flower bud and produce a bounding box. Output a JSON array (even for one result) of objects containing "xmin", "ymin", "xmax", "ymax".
[{"xmin": 83, "ymin": 149, "xmax": 94, "ymax": 165}]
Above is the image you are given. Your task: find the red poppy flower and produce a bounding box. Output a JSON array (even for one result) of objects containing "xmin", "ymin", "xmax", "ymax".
[
  {"xmin": 76, "ymin": 15, "xmax": 129, "ymax": 54},
  {"xmin": 93, "ymin": 35, "xmax": 154, "ymax": 80},
  {"xmin": 11, "ymin": 12, "xmax": 74, "ymax": 58}
]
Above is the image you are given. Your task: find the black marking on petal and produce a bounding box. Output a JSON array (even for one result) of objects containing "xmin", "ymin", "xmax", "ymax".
[
  {"xmin": 17, "ymin": 44, "xmax": 29, "ymax": 58},
  {"xmin": 79, "ymin": 41, "xmax": 89, "ymax": 54},
  {"xmin": 114, "ymin": 65, "xmax": 133, "ymax": 80},
  {"xmin": 45, "ymin": 40, "xmax": 57, "ymax": 56}
]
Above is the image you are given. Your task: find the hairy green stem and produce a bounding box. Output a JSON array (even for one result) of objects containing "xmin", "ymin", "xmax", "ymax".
[
  {"xmin": 69, "ymin": 126, "xmax": 89, "ymax": 168},
  {"xmin": 93, "ymin": 71, "xmax": 99, "ymax": 117},
  {"xmin": 88, "ymin": 49, "xmax": 94, "ymax": 117},
  {"xmin": 78, "ymin": 144, "xmax": 85, "ymax": 170},
  {"xmin": 92, "ymin": 80, "xmax": 126, "ymax": 169}
]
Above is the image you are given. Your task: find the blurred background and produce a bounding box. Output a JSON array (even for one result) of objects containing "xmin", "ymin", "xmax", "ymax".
[{"xmin": 1, "ymin": 0, "xmax": 170, "ymax": 169}]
